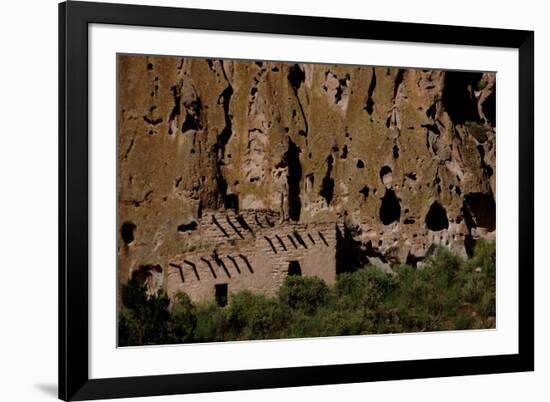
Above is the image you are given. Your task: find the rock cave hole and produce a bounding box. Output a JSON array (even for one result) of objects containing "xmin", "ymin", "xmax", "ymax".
[
  {"xmin": 341, "ymin": 145, "xmax": 348, "ymax": 159},
  {"xmin": 379, "ymin": 165, "xmax": 392, "ymax": 181},
  {"xmin": 462, "ymin": 192, "xmax": 496, "ymax": 231},
  {"xmin": 393, "ymin": 145, "xmax": 400, "ymax": 159},
  {"xmin": 181, "ymin": 98, "xmax": 203, "ymax": 133},
  {"xmin": 406, "ymin": 172, "xmax": 417, "ymax": 181},
  {"xmin": 288, "ymin": 64, "xmax": 305, "ymax": 90},
  {"xmin": 319, "ymin": 176, "xmax": 334, "ymax": 205},
  {"xmin": 359, "ymin": 186, "xmax": 370, "ymax": 199},
  {"xmin": 320, "ymin": 155, "xmax": 335, "ymax": 205},
  {"xmin": 364, "ymin": 67, "xmax": 376, "ymax": 115},
  {"xmin": 121, "ymin": 222, "xmax": 136, "ymax": 245},
  {"xmin": 177, "ymin": 221, "xmax": 198, "ymax": 232},
  {"xmin": 379, "ymin": 189, "xmax": 401, "ymax": 225},
  {"xmin": 442, "ymin": 71, "xmax": 483, "ymax": 124},
  {"xmin": 181, "ymin": 110, "xmax": 201, "ymax": 132},
  {"xmin": 286, "ymin": 139, "xmax": 302, "ymax": 221},
  {"xmin": 425, "ymin": 201, "xmax": 449, "ymax": 231},
  {"xmin": 482, "ymin": 86, "xmax": 496, "ymax": 124}
]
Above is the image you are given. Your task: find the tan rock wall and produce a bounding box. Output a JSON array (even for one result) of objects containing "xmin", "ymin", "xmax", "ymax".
[{"xmin": 117, "ymin": 54, "xmax": 496, "ymax": 303}]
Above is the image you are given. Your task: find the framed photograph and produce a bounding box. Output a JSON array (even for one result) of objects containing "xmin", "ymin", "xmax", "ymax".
[{"xmin": 59, "ymin": 1, "xmax": 534, "ymax": 400}]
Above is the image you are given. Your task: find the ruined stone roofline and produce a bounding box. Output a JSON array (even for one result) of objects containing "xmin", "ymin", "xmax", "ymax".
[
  {"xmin": 165, "ymin": 222, "xmax": 338, "ymax": 288},
  {"xmin": 190, "ymin": 207, "xmax": 339, "ymax": 244},
  {"xmin": 174, "ymin": 220, "xmax": 338, "ymax": 261}
]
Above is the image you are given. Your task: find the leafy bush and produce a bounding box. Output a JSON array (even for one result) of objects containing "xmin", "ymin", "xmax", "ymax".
[
  {"xmin": 118, "ymin": 275, "xmax": 171, "ymax": 346},
  {"xmin": 193, "ymin": 302, "xmax": 228, "ymax": 343},
  {"xmin": 168, "ymin": 292, "xmax": 197, "ymax": 343},
  {"xmin": 227, "ymin": 291, "xmax": 290, "ymax": 340},
  {"xmin": 118, "ymin": 241, "xmax": 496, "ymax": 345},
  {"xmin": 279, "ymin": 275, "xmax": 330, "ymax": 314},
  {"xmin": 334, "ymin": 268, "xmax": 398, "ymax": 310}
]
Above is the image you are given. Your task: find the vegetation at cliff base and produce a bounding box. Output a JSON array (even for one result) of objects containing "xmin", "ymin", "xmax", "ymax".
[{"xmin": 118, "ymin": 240, "xmax": 495, "ymax": 346}]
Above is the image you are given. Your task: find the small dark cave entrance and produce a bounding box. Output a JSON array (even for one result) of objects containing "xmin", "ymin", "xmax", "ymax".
[
  {"xmin": 181, "ymin": 98, "xmax": 203, "ymax": 133},
  {"xmin": 425, "ymin": 201, "xmax": 449, "ymax": 231},
  {"xmin": 320, "ymin": 154, "xmax": 335, "ymax": 205},
  {"xmin": 288, "ymin": 64, "xmax": 305, "ymax": 90},
  {"xmin": 379, "ymin": 189, "xmax": 401, "ymax": 225},
  {"xmin": 286, "ymin": 139, "xmax": 302, "ymax": 221},
  {"xmin": 379, "ymin": 165, "xmax": 392, "ymax": 181},
  {"xmin": 462, "ymin": 192, "xmax": 496, "ymax": 257},
  {"xmin": 320, "ymin": 176, "xmax": 335, "ymax": 205},
  {"xmin": 462, "ymin": 192, "xmax": 496, "ymax": 231},
  {"xmin": 442, "ymin": 71, "xmax": 483, "ymax": 124},
  {"xmin": 177, "ymin": 221, "xmax": 198, "ymax": 232},
  {"xmin": 288, "ymin": 260, "xmax": 302, "ymax": 276},
  {"xmin": 215, "ymin": 283, "xmax": 228, "ymax": 307},
  {"xmin": 121, "ymin": 222, "xmax": 136, "ymax": 245},
  {"xmin": 482, "ymin": 87, "xmax": 496, "ymax": 125},
  {"xmin": 335, "ymin": 225, "xmax": 369, "ymax": 274}
]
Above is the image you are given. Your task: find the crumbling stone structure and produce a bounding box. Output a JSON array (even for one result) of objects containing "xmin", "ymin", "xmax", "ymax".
[{"xmin": 164, "ymin": 209, "xmax": 336, "ymax": 303}]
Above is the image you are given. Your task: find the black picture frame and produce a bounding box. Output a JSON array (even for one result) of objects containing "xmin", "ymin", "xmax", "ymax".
[{"xmin": 59, "ymin": 1, "xmax": 534, "ymax": 400}]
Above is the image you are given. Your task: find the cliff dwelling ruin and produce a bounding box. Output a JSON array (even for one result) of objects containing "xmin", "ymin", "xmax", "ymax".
[{"xmin": 117, "ymin": 55, "xmax": 496, "ymax": 304}]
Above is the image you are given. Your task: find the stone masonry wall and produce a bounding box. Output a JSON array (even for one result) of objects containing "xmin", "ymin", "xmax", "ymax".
[{"xmin": 165, "ymin": 210, "xmax": 336, "ymax": 303}]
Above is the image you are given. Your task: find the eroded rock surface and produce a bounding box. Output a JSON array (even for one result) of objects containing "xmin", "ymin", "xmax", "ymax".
[{"xmin": 118, "ymin": 55, "xmax": 496, "ymax": 302}]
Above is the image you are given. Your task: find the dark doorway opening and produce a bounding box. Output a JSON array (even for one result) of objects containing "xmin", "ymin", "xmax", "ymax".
[
  {"xmin": 224, "ymin": 193, "xmax": 239, "ymax": 211},
  {"xmin": 288, "ymin": 260, "xmax": 302, "ymax": 276},
  {"xmin": 215, "ymin": 283, "xmax": 228, "ymax": 307}
]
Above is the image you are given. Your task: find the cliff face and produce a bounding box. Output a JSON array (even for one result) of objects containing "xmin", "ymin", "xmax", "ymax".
[{"xmin": 117, "ymin": 54, "xmax": 496, "ymax": 296}]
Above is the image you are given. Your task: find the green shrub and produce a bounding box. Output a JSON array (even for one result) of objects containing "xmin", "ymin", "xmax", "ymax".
[
  {"xmin": 118, "ymin": 306, "xmax": 141, "ymax": 346},
  {"xmin": 334, "ymin": 268, "xmax": 398, "ymax": 310},
  {"xmin": 118, "ymin": 275, "xmax": 171, "ymax": 346},
  {"xmin": 168, "ymin": 292, "xmax": 197, "ymax": 343},
  {"xmin": 227, "ymin": 291, "xmax": 290, "ymax": 340},
  {"xmin": 193, "ymin": 302, "xmax": 228, "ymax": 342},
  {"xmin": 279, "ymin": 275, "xmax": 330, "ymax": 314},
  {"xmin": 118, "ymin": 241, "xmax": 496, "ymax": 345}
]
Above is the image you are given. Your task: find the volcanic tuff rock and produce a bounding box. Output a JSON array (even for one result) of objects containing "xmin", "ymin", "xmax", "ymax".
[{"xmin": 118, "ymin": 55, "xmax": 496, "ymax": 298}]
